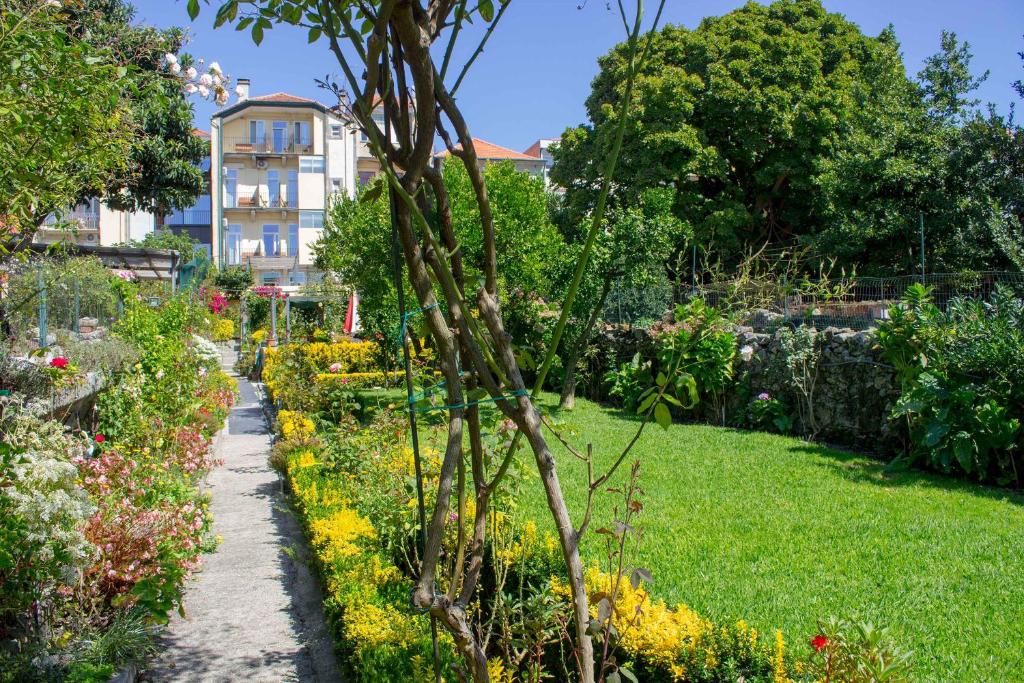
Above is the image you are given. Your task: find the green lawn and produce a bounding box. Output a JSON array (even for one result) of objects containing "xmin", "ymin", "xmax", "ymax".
[{"xmin": 514, "ymin": 397, "xmax": 1024, "ymax": 682}]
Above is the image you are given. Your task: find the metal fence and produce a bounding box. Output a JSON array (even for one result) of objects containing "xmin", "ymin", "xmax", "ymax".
[
  {"xmin": 602, "ymin": 271, "xmax": 1024, "ymax": 331},
  {"xmin": 0, "ymin": 256, "xmax": 176, "ymax": 351}
]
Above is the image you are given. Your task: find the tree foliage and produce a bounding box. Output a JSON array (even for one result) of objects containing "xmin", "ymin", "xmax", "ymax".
[
  {"xmin": 315, "ymin": 161, "xmax": 564, "ymax": 343},
  {"xmin": 554, "ymin": 0, "xmax": 1024, "ymax": 275},
  {"xmin": 0, "ymin": 0, "xmax": 134, "ymax": 241}
]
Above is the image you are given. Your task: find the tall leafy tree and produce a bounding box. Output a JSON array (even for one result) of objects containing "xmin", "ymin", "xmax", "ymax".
[
  {"xmin": 62, "ymin": 0, "xmax": 208, "ymax": 215},
  {"xmin": 0, "ymin": 0, "xmax": 134, "ymax": 245}
]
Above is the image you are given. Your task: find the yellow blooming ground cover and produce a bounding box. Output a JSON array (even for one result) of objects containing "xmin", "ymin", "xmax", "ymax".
[
  {"xmin": 263, "ymin": 341, "xmax": 381, "ymax": 401},
  {"xmin": 280, "ymin": 408, "xmax": 809, "ymax": 682},
  {"xmin": 284, "ymin": 444, "xmax": 458, "ymax": 680}
]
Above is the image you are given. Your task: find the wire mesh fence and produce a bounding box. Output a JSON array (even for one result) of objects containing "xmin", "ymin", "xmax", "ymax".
[
  {"xmin": 602, "ymin": 271, "xmax": 1024, "ymax": 331},
  {"xmin": 0, "ymin": 256, "xmax": 174, "ymax": 351}
]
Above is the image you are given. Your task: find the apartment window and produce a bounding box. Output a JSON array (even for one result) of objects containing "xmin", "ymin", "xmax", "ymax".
[
  {"xmin": 299, "ymin": 156, "xmax": 324, "ymax": 173},
  {"xmin": 261, "ymin": 272, "xmax": 281, "ymax": 285},
  {"xmin": 272, "ymin": 121, "xmax": 288, "ymax": 153},
  {"xmin": 267, "ymin": 170, "xmax": 280, "ymax": 206},
  {"xmin": 262, "ymin": 224, "xmax": 280, "ymax": 256},
  {"xmin": 329, "ymin": 124, "xmax": 343, "ymax": 139},
  {"xmin": 287, "ymin": 224, "xmax": 298, "ymax": 257},
  {"xmin": 294, "ymin": 121, "xmax": 311, "ymax": 147},
  {"xmin": 330, "ymin": 178, "xmax": 343, "ymax": 194},
  {"xmin": 299, "ymin": 211, "xmax": 323, "ymax": 229},
  {"xmin": 358, "ymin": 171, "xmax": 375, "ymax": 187},
  {"xmin": 224, "ymin": 168, "xmax": 238, "ymax": 207},
  {"xmin": 249, "ymin": 120, "xmax": 265, "ymax": 145},
  {"xmin": 287, "ymin": 171, "xmax": 298, "ymax": 208},
  {"xmin": 226, "ymin": 224, "xmax": 242, "ymax": 265},
  {"xmin": 289, "ymin": 270, "xmax": 306, "ymax": 285}
]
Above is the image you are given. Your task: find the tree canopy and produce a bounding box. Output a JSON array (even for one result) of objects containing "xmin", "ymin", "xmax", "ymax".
[
  {"xmin": 553, "ymin": 0, "xmax": 1024, "ymax": 275},
  {"xmin": 315, "ymin": 160, "xmax": 564, "ymax": 343}
]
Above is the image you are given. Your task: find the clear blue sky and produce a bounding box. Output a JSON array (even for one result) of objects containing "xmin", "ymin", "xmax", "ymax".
[{"xmin": 132, "ymin": 0, "xmax": 1024, "ymax": 151}]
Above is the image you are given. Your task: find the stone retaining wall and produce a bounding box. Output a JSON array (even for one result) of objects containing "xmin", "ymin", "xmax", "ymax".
[{"xmin": 589, "ymin": 325, "xmax": 902, "ymax": 450}]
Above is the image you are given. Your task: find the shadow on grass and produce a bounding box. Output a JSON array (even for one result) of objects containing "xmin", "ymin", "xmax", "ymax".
[{"xmin": 785, "ymin": 441, "xmax": 1024, "ymax": 507}]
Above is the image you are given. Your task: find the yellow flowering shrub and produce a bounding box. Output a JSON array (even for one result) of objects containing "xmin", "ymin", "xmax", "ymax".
[
  {"xmin": 302, "ymin": 341, "xmax": 378, "ymax": 372},
  {"xmin": 251, "ymin": 328, "xmax": 268, "ymax": 344},
  {"xmin": 276, "ymin": 410, "xmax": 315, "ymax": 440},
  {"xmin": 212, "ymin": 317, "xmax": 235, "ymax": 342}
]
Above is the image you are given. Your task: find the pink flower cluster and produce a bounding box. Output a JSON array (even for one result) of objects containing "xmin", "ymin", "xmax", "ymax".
[
  {"xmin": 251, "ymin": 285, "xmax": 287, "ymax": 299},
  {"xmin": 174, "ymin": 425, "xmax": 221, "ymax": 474},
  {"xmin": 208, "ymin": 293, "xmax": 229, "ymax": 315}
]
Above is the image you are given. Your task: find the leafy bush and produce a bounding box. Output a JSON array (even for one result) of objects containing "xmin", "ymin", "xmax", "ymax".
[
  {"xmin": 879, "ymin": 285, "xmax": 1024, "ymax": 484},
  {"xmin": 602, "ymin": 352, "xmax": 652, "ymax": 413},
  {"xmin": 211, "ymin": 317, "xmax": 235, "ymax": 342}
]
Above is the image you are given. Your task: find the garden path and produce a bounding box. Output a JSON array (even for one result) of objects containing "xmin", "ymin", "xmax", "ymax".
[{"xmin": 146, "ymin": 346, "xmax": 341, "ymax": 682}]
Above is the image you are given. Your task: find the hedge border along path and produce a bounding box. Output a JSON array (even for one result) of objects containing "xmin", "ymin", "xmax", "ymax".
[{"xmin": 147, "ymin": 346, "xmax": 341, "ymax": 682}]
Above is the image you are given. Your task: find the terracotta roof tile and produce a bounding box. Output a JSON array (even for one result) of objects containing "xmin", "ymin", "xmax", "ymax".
[
  {"xmin": 440, "ymin": 138, "xmax": 544, "ymax": 161},
  {"xmin": 192, "ymin": 128, "xmax": 210, "ymax": 139},
  {"xmin": 248, "ymin": 92, "xmax": 321, "ymax": 105}
]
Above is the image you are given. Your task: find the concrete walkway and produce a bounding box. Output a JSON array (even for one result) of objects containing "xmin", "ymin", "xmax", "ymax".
[{"xmin": 147, "ymin": 348, "xmax": 341, "ymax": 682}]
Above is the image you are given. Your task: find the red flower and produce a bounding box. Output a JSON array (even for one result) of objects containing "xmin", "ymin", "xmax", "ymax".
[
  {"xmin": 811, "ymin": 635, "xmax": 829, "ymax": 652},
  {"xmin": 49, "ymin": 357, "xmax": 69, "ymax": 369},
  {"xmin": 95, "ymin": 434, "xmax": 106, "ymax": 444}
]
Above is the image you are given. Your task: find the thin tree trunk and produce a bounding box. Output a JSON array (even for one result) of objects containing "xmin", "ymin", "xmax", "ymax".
[{"xmin": 559, "ymin": 276, "xmax": 614, "ymax": 410}]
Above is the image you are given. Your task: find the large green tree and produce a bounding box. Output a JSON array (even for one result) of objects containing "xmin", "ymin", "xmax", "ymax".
[
  {"xmin": 554, "ymin": 0, "xmax": 1021, "ymax": 275},
  {"xmin": 0, "ymin": 0, "xmax": 134, "ymax": 244},
  {"xmin": 315, "ymin": 160, "xmax": 563, "ymax": 344},
  {"xmin": 62, "ymin": 0, "xmax": 208, "ymax": 215}
]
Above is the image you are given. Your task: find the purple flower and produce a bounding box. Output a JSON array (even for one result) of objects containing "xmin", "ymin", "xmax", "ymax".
[{"xmin": 757, "ymin": 392, "xmax": 771, "ymax": 401}]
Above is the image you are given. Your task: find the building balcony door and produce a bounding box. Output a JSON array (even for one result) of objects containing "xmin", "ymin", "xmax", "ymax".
[
  {"xmin": 225, "ymin": 169, "xmax": 238, "ymax": 207},
  {"xmin": 227, "ymin": 224, "xmax": 242, "ymax": 265},
  {"xmin": 287, "ymin": 224, "xmax": 298, "ymax": 258},
  {"xmin": 272, "ymin": 121, "xmax": 288, "ymax": 153},
  {"xmin": 268, "ymin": 170, "xmax": 280, "ymax": 207},
  {"xmin": 262, "ymin": 224, "xmax": 280, "ymax": 256}
]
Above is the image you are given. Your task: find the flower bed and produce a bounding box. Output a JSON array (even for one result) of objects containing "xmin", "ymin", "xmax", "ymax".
[
  {"xmin": 275, "ymin": 411, "xmax": 831, "ymax": 682},
  {"xmin": 1, "ymin": 288, "xmax": 236, "ymax": 681}
]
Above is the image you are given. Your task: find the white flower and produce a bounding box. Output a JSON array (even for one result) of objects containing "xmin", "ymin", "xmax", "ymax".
[
  {"xmin": 185, "ymin": 66, "xmax": 197, "ymax": 80},
  {"xmin": 184, "ymin": 83, "xmax": 198, "ymax": 94},
  {"xmin": 44, "ymin": 0, "xmax": 61, "ymax": 7},
  {"xmin": 169, "ymin": 62, "xmax": 181, "ymax": 75},
  {"xmin": 198, "ymin": 84, "xmax": 209, "ymax": 98},
  {"xmin": 739, "ymin": 345, "xmax": 754, "ymax": 362},
  {"xmin": 164, "ymin": 53, "xmax": 178, "ymax": 66},
  {"xmin": 198, "ymin": 73, "xmax": 213, "ymax": 86},
  {"xmin": 215, "ymin": 91, "xmax": 228, "ymax": 106},
  {"xmin": 211, "ymin": 73, "xmax": 223, "ymax": 87},
  {"xmin": 207, "ymin": 61, "xmax": 222, "ymax": 75}
]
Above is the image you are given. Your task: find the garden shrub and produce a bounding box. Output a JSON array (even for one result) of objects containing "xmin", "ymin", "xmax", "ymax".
[
  {"xmin": 211, "ymin": 317, "xmax": 235, "ymax": 342},
  {"xmin": 879, "ymin": 284, "xmax": 1024, "ymax": 485},
  {"xmin": 0, "ymin": 271, "xmax": 236, "ymax": 679}
]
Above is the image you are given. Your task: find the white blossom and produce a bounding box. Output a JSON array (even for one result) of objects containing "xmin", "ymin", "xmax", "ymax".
[
  {"xmin": 169, "ymin": 62, "xmax": 181, "ymax": 75},
  {"xmin": 185, "ymin": 66, "xmax": 197, "ymax": 80},
  {"xmin": 207, "ymin": 61, "xmax": 222, "ymax": 75},
  {"xmin": 164, "ymin": 52, "xmax": 178, "ymax": 66},
  {"xmin": 184, "ymin": 83, "xmax": 198, "ymax": 95},
  {"xmin": 198, "ymin": 84, "xmax": 209, "ymax": 98},
  {"xmin": 198, "ymin": 73, "xmax": 213, "ymax": 87}
]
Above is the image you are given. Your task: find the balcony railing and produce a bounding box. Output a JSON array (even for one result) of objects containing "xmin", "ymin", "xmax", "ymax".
[
  {"xmin": 224, "ymin": 137, "xmax": 315, "ymax": 155},
  {"xmin": 43, "ymin": 212, "xmax": 99, "ymax": 230},
  {"xmin": 241, "ymin": 249, "xmax": 299, "ymax": 271},
  {"xmin": 165, "ymin": 210, "xmax": 211, "ymax": 226},
  {"xmin": 227, "ymin": 191, "xmax": 296, "ymax": 210}
]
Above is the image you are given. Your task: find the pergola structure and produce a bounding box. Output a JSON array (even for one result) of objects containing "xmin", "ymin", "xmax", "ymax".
[{"xmin": 27, "ymin": 243, "xmax": 182, "ymax": 286}]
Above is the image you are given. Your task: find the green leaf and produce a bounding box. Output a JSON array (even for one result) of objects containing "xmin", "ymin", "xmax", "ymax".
[
  {"xmin": 308, "ymin": 27, "xmax": 322, "ymax": 43},
  {"xmin": 188, "ymin": 0, "xmax": 201, "ymax": 20},
  {"xmin": 620, "ymin": 668, "xmax": 639, "ymax": 683},
  {"xmin": 252, "ymin": 23, "xmax": 265, "ymax": 46},
  {"xmin": 361, "ymin": 181, "xmax": 383, "ymax": 204},
  {"xmin": 654, "ymin": 402, "xmax": 671, "ymax": 430},
  {"xmin": 478, "ymin": 0, "xmax": 495, "ymax": 22}
]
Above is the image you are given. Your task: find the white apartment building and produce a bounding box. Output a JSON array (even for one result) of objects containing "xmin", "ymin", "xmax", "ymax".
[
  {"xmin": 37, "ymin": 198, "xmax": 160, "ymax": 248},
  {"xmin": 209, "ymin": 80, "xmax": 380, "ymax": 287},
  {"xmin": 523, "ymin": 138, "xmax": 560, "ymax": 188}
]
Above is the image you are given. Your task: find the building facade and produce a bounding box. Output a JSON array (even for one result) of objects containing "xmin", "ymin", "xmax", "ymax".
[
  {"xmin": 522, "ymin": 138, "xmax": 560, "ymax": 188},
  {"xmin": 209, "ymin": 81, "xmax": 368, "ymax": 287}
]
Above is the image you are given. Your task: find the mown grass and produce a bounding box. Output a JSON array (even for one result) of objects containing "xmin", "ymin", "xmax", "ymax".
[
  {"xmin": 360, "ymin": 389, "xmax": 1024, "ymax": 680},
  {"xmin": 519, "ymin": 396, "xmax": 1024, "ymax": 681}
]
